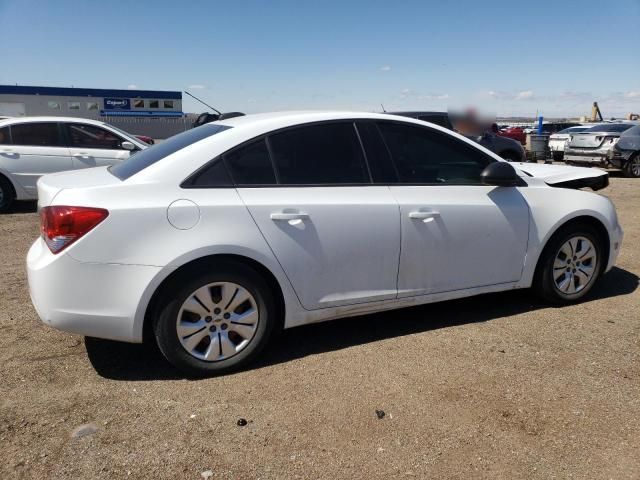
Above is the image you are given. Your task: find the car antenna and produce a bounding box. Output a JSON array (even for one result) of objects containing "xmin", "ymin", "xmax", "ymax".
[
  {"xmin": 381, "ymin": 103, "xmax": 387, "ymax": 112},
  {"xmin": 184, "ymin": 90, "xmax": 222, "ymax": 115}
]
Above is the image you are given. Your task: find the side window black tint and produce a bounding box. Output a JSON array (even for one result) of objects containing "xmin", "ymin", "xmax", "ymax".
[
  {"xmin": 378, "ymin": 122, "xmax": 491, "ymax": 184},
  {"xmin": 186, "ymin": 159, "xmax": 232, "ymax": 187},
  {"xmin": 0, "ymin": 126, "xmax": 10, "ymax": 144},
  {"xmin": 67, "ymin": 124, "xmax": 123, "ymax": 149},
  {"xmin": 10, "ymin": 123, "xmax": 62, "ymax": 147},
  {"xmin": 355, "ymin": 122, "xmax": 397, "ymax": 183},
  {"xmin": 224, "ymin": 139, "xmax": 276, "ymax": 185},
  {"xmin": 269, "ymin": 123, "xmax": 369, "ymax": 185}
]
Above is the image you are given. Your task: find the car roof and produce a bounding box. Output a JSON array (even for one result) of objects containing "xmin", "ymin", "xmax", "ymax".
[
  {"xmin": 386, "ymin": 111, "xmax": 447, "ymax": 117},
  {"xmin": 0, "ymin": 116, "xmax": 109, "ymax": 128}
]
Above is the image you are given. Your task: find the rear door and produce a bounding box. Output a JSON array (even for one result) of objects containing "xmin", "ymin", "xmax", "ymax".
[
  {"xmin": 1, "ymin": 122, "xmax": 71, "ymax": 196},
  {"xmin": 231, "ymin": 122, "xmax": 401, "ymax": 310},
  {"xmin": 64, "ymin": 122, "xmax": 132, "ymax": 168}
]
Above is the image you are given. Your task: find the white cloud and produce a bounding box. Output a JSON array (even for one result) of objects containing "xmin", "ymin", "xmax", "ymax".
[
  {"xmin": 127, "ymin": 84, "xmax": 138, "ymax": 90},
  {"xmin": 400, "ymin": 88, "xmax": 413, "ymax": 98},
  {"xmin": 380, "ymin": 65, "xmax": 392, "ymax": 72},
  {"xmin": 625, "ymin": 91, "xmax": 640, "ymax": 98},
  {"xmin": 188, "ymin": 84, "xmax": 206, "ymax": 90},
  {"xmin": 515, "ymin": 90, "xmax": 534, "ymax": 100}
]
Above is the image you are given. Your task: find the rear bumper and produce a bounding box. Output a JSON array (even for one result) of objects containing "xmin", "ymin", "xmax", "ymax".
[
  {"xmin": 27, "ymin": 238, "xmax": 161, "ymax": 343},
  {"xmin": 564, "ymin": 148, "xmax": 610, "ymax": 165}
]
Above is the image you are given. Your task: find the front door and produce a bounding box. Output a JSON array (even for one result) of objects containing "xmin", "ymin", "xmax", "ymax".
[
  {"xmin": 65, "ymin": 123, "xmax": 131, "ymax": 169},
  {"xmin": 227, "ymin": 122, "xmax": 401, "ymax": 310},
  {"xmin": 375, "ymin": 121, "xmax": 529, "ymax": 297}
]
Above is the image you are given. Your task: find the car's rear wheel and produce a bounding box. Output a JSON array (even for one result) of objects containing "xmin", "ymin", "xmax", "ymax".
[
  {"xmin": 623, "ymin": 154, "xmax": 640, "ymax": 178},
  {"xmin": 534, "ymin": 224, "xmax": 603, "ymax": 304},
  {"xmin": 154, "ymin": 261, "xmax": 277, "ymax": 376},
  {"xmin": 0, "ymin": 175, "xmax": 15, "ymax": 213}
]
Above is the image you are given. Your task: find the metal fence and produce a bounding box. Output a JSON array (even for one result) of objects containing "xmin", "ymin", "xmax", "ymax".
[{"xmin": 98, "ymin": 114, "xmax": 198, "ymax": 140}]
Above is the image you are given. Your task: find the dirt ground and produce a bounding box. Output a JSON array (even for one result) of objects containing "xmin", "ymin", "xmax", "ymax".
[{"xmin": 1, "ymin": 177, "xmax": 638, "ymax": 480}]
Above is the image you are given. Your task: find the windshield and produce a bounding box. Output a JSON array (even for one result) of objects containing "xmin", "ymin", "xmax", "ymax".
[
  {"xmin": 585, "ymin": 124, "xmax": 634, "ymax": 133},
  {"xmin": 109, "ymin": 124, "xmax": 232, "ymax": 180}
]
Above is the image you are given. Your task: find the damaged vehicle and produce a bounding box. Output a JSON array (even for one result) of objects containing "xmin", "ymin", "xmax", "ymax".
[
  {"xmin": 608, "ymin": 125, "xmax": 640, "ymax": 178},
  {"xmin": 549, "ymin": 125, "xmax": 591, "ymax": 161},
  {"xmin": 27, "ymin": 112, "xmax": 622, "ymax": 375},
  {"xmin": 564, "ymin": 123, "xmax": 636, "ymax": 174}
]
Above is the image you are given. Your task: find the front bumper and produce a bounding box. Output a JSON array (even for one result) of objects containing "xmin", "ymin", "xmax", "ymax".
[
  {"xmin": 607, "ymin": 223, "xmax": 624, "ymax": 273},
  {"xmin": 27, "ymin": 238, "xmax": 161, "ymax": 343}
]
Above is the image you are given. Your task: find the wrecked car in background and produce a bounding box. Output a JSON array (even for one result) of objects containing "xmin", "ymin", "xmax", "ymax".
[{"xmin": 609, "ymin": 125, "xmax": 640, "ymax": 178}]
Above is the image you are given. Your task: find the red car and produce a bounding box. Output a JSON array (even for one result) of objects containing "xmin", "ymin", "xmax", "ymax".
[
  {"xmin": 135, "ymin": 135, "xmax": 155, "ymax": 145},
  {"xmin": 498, "ymin": 127, "xmax": 526, "ymax": 145}
]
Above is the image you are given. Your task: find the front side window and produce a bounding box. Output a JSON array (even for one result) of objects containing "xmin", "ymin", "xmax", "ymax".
[
  {"xmin": 377, "ymin": 122, "xmax": 491, "ymax": 184},
  {"xmin": 0, "ymin": 126, "xmax": 10, "ymax": 144},
  {"xmin": 268, "ymin": 123, "xmax": 368, "ymax": 185},
  {"xmin": 224, "ymin": 139, "xmax": 276, "ymax": 185},
  {"xmin": 66, "ymin": 124, "xmax": 123, "ymax": 149},
  {"xmin": 10, "ymin": 123, "xmax": 62, "ymax": 147}
]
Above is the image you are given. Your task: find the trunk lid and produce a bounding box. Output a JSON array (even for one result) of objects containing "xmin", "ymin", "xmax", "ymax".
[
  {"xmin": 569, "ymin": 132, "xmax": 619, "ymax": 149},
  {"xmin": 36, "ymin": 167, "xmax": 120, "ymax": 208}
]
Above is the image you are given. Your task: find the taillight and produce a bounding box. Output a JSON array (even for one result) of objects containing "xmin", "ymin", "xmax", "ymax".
[{"xmin": 40, "ymin": 206, "xmax": 109, "ymax": 254}]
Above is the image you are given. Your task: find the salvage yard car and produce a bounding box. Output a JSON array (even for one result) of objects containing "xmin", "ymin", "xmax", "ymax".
[
  {"xmin": 0, "ymin": 116, "xmax": 147, "ymax": 212},
  {"xmin": 27, "ymin": 111, "xmax": 622, "ymax": 376},
  {"xmin": 608, "ymin": 125, "xmax": 640, "ymax": 178},
  {"xmin": 564, "ymin": 123, "xmax": 636, "ymax": 175},
  {"xmin": 549, "ymin": 125, "xmax": 591, "ymax": 161}
]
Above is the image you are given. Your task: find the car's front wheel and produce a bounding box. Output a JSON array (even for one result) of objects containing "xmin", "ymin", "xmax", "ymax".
[
  {"xmin": 534, "ymin": 224, "xmax": 603, "ymax": 304},
  {"xmin": 154, "ymin": 261, "xmax": 277, "ymax": 376},
  {"xmin": 623, "ymin": 154, "xmax": 640, "ymax": 178}
]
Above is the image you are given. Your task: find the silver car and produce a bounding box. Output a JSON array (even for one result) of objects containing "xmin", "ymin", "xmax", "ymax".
[{"xmin": 564, "ymin": 123, "xmax": 635, "ymax": 171}]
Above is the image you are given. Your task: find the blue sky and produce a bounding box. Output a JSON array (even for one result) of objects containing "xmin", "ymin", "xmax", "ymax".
[{"xmin": 1, "ymin": 0, "xmax": 639, "ymax": 117}]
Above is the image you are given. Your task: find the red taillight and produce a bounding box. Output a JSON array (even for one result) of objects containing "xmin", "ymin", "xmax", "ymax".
[{"xmin": 40, "ymin": 206, "xmax": 109, "ymax": 254}]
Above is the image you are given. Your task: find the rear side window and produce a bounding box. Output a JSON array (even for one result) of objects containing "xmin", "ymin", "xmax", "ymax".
[
  {"xmin": 0, "ymin": 126, "xmax": 9, "ymax": 144},
  {"xmin": 378, "ymin": 122, "xmax": 491, "ymax": 184},
  {"xmin": 224, "ymin": 139, "xmax": 276, "ymax": 185},
  {"xmin": 66, "ymin": 124, "xmax": 123, "ymax": 149},
  {"xmin": 10, "ymin": 123, "xmax": 63, "ymax": 147},
  {"xmin": 268, "ymin": 123, "xmax": 369, "ymax": 185},
  {"xmin": 110, "ymin": 124, "xmax": 232, "ymax": 180}
]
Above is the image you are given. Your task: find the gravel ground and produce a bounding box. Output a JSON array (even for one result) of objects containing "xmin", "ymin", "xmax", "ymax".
[{"xmin": 1, "ymin": 177, "xmax": 638, "ymax": 479}]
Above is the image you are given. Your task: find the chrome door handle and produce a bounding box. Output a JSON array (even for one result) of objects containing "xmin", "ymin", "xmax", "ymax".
[
  {"xmin": 270, "ymin": 212, "xmax": 309, "ymax": 221},
  {"xmin": 73, "ymin": 153, "xmax": 91, "ymax": 158},
  {"xmin": 409, "ymin": 211, "xmax": 440, "ymax": 219}
]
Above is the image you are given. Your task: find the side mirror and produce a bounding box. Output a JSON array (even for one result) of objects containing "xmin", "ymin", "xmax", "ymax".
[
  {"xmin": 121, "ymin": 141, "xmax": 136, "ymax": 151},
  {"xmin": 480, "ymin": 162, "xmax": 522, "ymax": 187}
]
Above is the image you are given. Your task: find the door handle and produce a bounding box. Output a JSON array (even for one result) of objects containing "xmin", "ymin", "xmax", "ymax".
[
  {"xmin": 409, "ymin": 211, "xmax": 440, "ymax": 220},
  {"xmin": 270, "ymin": 212, "xmax": 310, "ymax": 221},
  {"xmin": 73, "ymin": 153, "xmax": 91, "ymax": 158}
]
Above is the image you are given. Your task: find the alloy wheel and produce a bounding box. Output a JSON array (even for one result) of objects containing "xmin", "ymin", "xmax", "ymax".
[
  {"xmin": 552, "ymin": 236, "xmax": 597, "ymax": 295},
  {"xmin": 176, "ymin": 282, "xmax": 259, "ymax": 361},
  {"xmin": 631, "ymin": 156, "xmax": 640, "ymax": 177}
]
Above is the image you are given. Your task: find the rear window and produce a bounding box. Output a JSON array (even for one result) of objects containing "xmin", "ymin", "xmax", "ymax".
[
  {"xmin": 621, "ymin": 125, "xmax": 640, "ymax": 137},
  {"xmin": 109, "ymin": 124, "xmax": 232, "ymax": 180},
  {"xmin": 558, "ymin": 126, "xmax": 589, "ymax": 134},
  {"xmin": 585, "ymin": 124, "xmax": 634, "ymax": 133}
]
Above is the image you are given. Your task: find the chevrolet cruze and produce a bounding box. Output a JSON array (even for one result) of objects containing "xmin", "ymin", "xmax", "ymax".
[{"xmin": 27, "ymin": 112, "xmax": 623, "ymax": 375}]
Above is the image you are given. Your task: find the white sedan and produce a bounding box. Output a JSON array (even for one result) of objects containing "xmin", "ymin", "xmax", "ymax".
[
  {"xmin": 27, "ymin": 112, "xmax": 623, "ymax": 375},
  {"xmin": 0, "ymin": 116, "xmax": 147, "ymax": 212}
]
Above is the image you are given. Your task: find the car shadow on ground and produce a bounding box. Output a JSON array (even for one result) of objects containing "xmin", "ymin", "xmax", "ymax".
[
  {"xmin": 8, "ymin": 200, "xmax": 38, "ymax": 214},
  {"xmin": 85, "ymin": 266, "xmax": 639, "ymax": 381}
]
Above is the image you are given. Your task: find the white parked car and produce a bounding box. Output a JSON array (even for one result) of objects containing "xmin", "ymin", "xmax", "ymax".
[
  {"xmin": 27, "ymin": 112, "xmax": 623, "ymax": 375},
  {"xmin": 0, "ymin": 116, "xmax": 147, "ymax": 212},
  {"xmin": 549, "ymin": 125, "xmax": 591, "ymax": 161}
]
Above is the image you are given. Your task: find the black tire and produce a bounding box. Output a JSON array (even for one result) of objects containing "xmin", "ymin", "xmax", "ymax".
[
  {"xmin": 0, "ymin": 175, "xmax": 15, "ymax": 213},
  {"xmin": 533, "ymin": 224, "xmax": 603, "ymax": 304},
  {"xmin": 154, "ymin": 261, "xmax": 277, "ymax": 376},
  {"xmin": 623, "ymin": 154, "xmax": 640, "ymax": 178}
]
